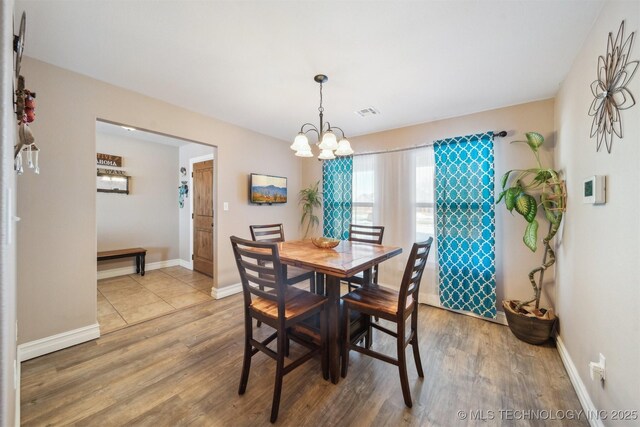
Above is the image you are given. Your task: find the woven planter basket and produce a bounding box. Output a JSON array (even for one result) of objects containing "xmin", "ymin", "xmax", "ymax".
[{"xmin": 503, "ymin": 300, "xmax": 557, "ymax": 345}]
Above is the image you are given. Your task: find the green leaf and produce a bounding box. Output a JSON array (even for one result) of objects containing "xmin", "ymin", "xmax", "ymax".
[
  {"xmin": 523, "ymin": 219, "xmax": 539, "ymax": 252},
  {"xmin": 514, "ymin": 193, "xmax": 537, "ymax": 223},
  {"xmin": 505, "ymin": 187, "xmax": 521, "ymax": 212},
  {"xmin": 496, "ymin": 190, "xmax": 506, "ymax": 204},
  {"xmin": 525, "ymin": 132, "xmax": 545, "ymax": 150},
  {"xmin": 533, "ymin": 170, "xmax": 552, "ymax": 184},
  {"xmin": 501, "ymin": 170, "xmax": 513, "ymax": 189}
]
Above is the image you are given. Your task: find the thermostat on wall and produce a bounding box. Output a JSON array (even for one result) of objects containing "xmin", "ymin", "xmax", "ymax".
[{"xmin": 583, "ymin": 175, "xmax": 606, "ymax": 204}]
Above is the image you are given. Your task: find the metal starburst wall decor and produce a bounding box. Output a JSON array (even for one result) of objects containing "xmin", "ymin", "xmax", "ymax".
[{"xmin": 588, "ymin": 21, "xmax": 638, "ymax": 153}]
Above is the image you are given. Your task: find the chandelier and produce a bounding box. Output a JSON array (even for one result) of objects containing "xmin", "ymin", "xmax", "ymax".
[{"xmin": 290, "ymin": 74, "xmax": 354, "ymax": 159}]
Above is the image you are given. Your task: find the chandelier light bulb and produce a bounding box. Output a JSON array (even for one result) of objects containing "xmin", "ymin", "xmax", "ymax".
[
  {"xmin": 290, "ymin": 132, "xmax": 309, "ymax": 151},
  {"xmin": 319, "ymin": 130, "xmax": 338, "ymax": 151},
  {"xmin": 318, "ymin": 149, "xmax": 336, "ymax": 160},
  {"xmin": 335, "ymin": 138, "xmax": 354, "ymax": 156},
  {"xmin": 295, "ymin": 148, "xmax": 313, "ymax": 157}
]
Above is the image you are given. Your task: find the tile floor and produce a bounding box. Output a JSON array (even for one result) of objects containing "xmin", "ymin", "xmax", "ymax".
[{"xmin": 97, "ymin": 266, "xmax": 214, "ymax": 333}]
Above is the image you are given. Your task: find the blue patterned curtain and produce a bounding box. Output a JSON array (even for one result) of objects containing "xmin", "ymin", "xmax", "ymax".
[
  {"xmin": 434, "ymin": 132, "xmax": 496, "ymax": 318},
  {"xmin": 323, "ymin": 157, "xmax": 353, "ymax": 239}
]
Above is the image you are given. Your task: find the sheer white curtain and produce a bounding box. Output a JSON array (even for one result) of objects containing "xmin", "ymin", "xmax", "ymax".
[{"xmin": 353, "ymin": 146, "xmax": 437, "ymax": 298}]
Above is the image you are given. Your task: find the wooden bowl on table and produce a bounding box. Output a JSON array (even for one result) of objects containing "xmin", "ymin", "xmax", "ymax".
[{"xmin": 311, "ymin": 237, "xmax": 340, "ymax": 249}]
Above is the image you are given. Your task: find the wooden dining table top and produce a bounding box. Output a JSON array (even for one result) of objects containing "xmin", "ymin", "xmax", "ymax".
[{"xmin": 275, "ymin": 239, "xmax": 402, "ymax": 278}]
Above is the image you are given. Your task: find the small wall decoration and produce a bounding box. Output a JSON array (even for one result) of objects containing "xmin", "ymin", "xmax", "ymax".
[
  {"xmin": 13, "ymin": 12, "xmax": 41, "ymax": 176},
  {"xmin": 178, "ymin": 167, "xmax": 189, "ymax": 208},
  {"xmin": 588, "ymin": 20, "xmax": 638, "ymax": 153},
  {"xmin": 97, "ymin": 167, "xmax": 126, "ymax": 176},
  {"xmin": 97, "ymin": 153, "xmax": 123, "ymax": 167},
  {"xmin": 97, "ymin": 173, "xmax": 130, "ymax": 194},
  {"xmin": 178, "ymin": 183, "xmax": 189, "ymax": 208}
]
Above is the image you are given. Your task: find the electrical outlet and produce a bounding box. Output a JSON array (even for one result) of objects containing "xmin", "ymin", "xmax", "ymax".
[{"xmin": 589, "ymin": 353, "xmax": 606, "ymax": 381}]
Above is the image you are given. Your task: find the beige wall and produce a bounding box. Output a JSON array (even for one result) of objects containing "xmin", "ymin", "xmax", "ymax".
[
  {"xmin": 96, "ymin": 131, "xmax": 180, "ymax": 269},
  {"xmin": 17, "ymin": 57, "xmax": 302, "ymax": 344},
  {"xmin": 555, "ymin": 0, "xmax": 639, "ymax": 416},
  {"xmin": 302, "ymin": 99, "xmax": 556, "ymax": 308},
  {"xmin": 1, "ymin": 0, "xmax": 17, "ymax": 424}
]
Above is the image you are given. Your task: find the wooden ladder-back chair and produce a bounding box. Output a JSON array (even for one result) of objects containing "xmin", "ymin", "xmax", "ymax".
[
  {"xmin": 345, "ymin": 224, "xmax": 385, "ymax": 291},
  {"xmin": 341, "ymin": 238, "xmax": 433, "ymax": 408},
  {"xmin": 230, "ymin": 236, "xmax": 328, "ymax": 423},
  {"xmin": 250, "ymin": 224, "xmax": 316, "ymax": 292}
]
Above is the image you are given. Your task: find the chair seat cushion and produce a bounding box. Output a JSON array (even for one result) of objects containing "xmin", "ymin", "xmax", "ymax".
[
  {"xmin": 342, "ymin": 285, "xmax": 413, "ymax": 317},
  {"xmin": 251, "ymin": 286, "xmax": 325, "ymax": 320}
]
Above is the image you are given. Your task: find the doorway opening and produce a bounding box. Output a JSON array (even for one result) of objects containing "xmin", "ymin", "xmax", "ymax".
[{"xmin": 95, "ymin": 119, "xmax": 217, "ymax": 333}]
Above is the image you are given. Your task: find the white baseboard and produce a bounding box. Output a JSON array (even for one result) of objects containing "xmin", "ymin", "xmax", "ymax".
[
  {"xmin": 212, "ymin": 282, "xmax": 242, "ymax": 299},
  {"xmin": 15, "ymin": 357, "xmax": 20, "ymax": 427},
  {"xmin": 179, "ymin": 259, "xmax": 193, "ymax": 270},
  {"xmin": 556, "ymin": 336, "xmax": 603, "ymax": 427},
  {"xmin": 18, "ymin": 323, "xmax": 100, "ymax": 362},
  {"xmin": 420, "ymin": 293, "xmax": 507, "ymax": 325},
  {"xmin": 97, "ymin": 258, "xmax": 181, "ymax": 280}
]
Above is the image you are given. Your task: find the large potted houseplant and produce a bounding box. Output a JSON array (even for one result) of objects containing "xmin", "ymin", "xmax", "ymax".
[
  {"xmin": 496, "ymin": 132, "xmax": 566, "ymax": 345},
  {"xmin": 299, "ymin": 180, "xmax": 322, "ymax": 238}
]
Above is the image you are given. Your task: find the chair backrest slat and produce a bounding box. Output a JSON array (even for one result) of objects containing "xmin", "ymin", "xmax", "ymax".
[
  {"xmin": 250, "ymin": 224, "xmax": 285, "ymax": 242},
  {"xmin": 230, "ymin": 236, "xmax": 286, "ymax": 308},
  {"xmin": 398, "ymin": 238, "xmax": 433, "ymax": 314},
  {"xmin": 349, "ymin": 224, "xmax": 385, "ymax": 245}
]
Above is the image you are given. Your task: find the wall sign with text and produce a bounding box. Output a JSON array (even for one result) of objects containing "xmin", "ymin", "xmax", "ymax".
[{"xmin": 97, "ymin": 153, "xmax": 122, "ymax": 167}]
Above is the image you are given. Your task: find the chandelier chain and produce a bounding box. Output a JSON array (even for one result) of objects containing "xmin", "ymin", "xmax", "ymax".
[{"xmin": 318, "ymin": 82, "xmax": 324, "ymax": 113}]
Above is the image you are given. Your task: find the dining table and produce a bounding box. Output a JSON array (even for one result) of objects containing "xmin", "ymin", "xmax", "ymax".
[{"xmin": 275, "ymin": 239, "xmax": 402, "ymax": 383}]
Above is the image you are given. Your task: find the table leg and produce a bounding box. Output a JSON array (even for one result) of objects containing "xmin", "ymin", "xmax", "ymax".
[
  {"xmin": 316, "ymin": 273, "xmax": 325, "ymax": 296},
  {"xmin": 362, "ymin": 268, "xmax": 373, "ymax": 288},
  {"xmin": 325, "ymin": 275, "xmax": 340, "ymax": 383},
  {"xmin": 140, "ymin": 253, "xmax": 146, "ymax": 276},
  {"xmin": 136, "ymin": 255, "xmax": 141, "ymax": 274}
]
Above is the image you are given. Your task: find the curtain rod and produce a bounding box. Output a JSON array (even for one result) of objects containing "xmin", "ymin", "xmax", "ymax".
[{"xmin": 351, "ymin": 130, "xmax": 507, "ymax": 157}]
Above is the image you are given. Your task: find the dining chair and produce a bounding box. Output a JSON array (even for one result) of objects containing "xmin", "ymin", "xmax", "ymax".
[
  {"xmin": 341, "ymin": 238, "xmax": 433, "ymax": 408},
  {"xmin": 250, "ymin": 224, "xmax": 316, "ymax": 292},
  {"xmin": 230, "ymin": 236, "xmax": 328, "ymax": 423},
  {"xmin": 345, "ymin": 224, "xmax": 385, "ymax": 291}
]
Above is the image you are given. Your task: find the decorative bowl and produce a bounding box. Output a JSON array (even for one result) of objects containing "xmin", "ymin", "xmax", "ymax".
[{"xmin": 311, "ymin": 237, "xmax": 340, "ymax": 249}]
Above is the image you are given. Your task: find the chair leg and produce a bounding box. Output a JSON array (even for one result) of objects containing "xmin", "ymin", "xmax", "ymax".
[
  {"xmin": 396, "ymin": 320, "xmax": 412, "ymax": 408},
  {"xmin": 364, "ymin": 315, "xmax": 373, "ymax": 349},
  {"xmin": 320, "ymin": 306, "xmax": 329, "ymax": 380},
  {"xmin": 270, "ymin": 328, "xmax": 286, "ymax": 423},
  {"xmin": 411, "ymin": 310, "xmax": 424, "ymax": 378},
  {"xmin": 284, "ymin": 331, "xmax": 290, "ymax": 357},
  {"xmin": 341, "ymin": 303, "xmax": 351, "ymax": 378},
  {"xmin": 257, "ymin": 285, "xmax": 264, "ymax": 328},
  {"xmin": 238, "ymin": 314, "xmax": 253, "ymax": 395}
]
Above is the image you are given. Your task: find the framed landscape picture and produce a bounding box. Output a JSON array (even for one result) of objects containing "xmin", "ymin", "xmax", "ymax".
[{"xmin": 250, "ymin": 174, "xmax": 287, "ymax": 204}]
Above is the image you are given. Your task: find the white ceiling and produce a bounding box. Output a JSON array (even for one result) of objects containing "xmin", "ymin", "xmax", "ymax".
[
  {"xmin": 95, "ymin": 120, "xmax": 190, "ymax": 147},
  {"xmin": 17, "ymin": 0, "xmax": 603, "ymax": 142}
]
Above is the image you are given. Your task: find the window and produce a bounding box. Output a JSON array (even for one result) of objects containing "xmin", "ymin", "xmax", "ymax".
[{"xmin": 352, "ymin": 159, "xmax": 375, "ymax": 226}]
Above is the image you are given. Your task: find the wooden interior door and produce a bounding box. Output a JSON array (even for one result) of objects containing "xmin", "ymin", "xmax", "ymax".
[{"xmin": 193, "ymin": 160, "xmax": 214, "ymax": 277}]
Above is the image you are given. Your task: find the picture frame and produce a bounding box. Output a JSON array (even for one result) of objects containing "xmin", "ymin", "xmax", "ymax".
[
  {"xmin": 97, "ymin": 173, "xmax": 130, "ymax": 194},
  {"xmin": 249, "ymin": 173, "xmax": 287, "ymax": 204}
]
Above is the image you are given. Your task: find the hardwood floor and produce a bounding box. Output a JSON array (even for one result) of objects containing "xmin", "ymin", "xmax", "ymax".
[{"xmin": 21, "ymin": 295, "xmax": 587, "ymax": 426}]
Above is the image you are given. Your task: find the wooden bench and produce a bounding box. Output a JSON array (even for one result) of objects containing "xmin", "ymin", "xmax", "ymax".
[{"xmin": 97, "ymin": 248, "xmax": 147, "ymax": 276}]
